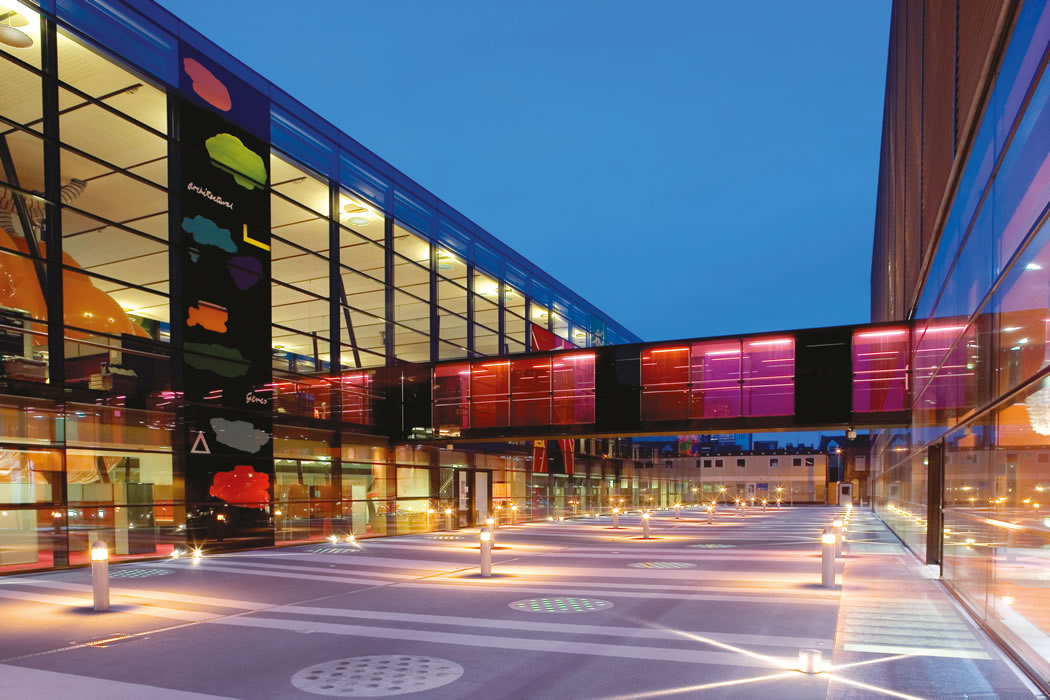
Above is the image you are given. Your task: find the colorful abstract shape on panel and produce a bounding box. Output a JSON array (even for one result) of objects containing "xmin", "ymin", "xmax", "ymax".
[
  {"xmin": 210, "ymin": 417, "xmax": 270, "ymax": 454},
  {"xmin": 182, "ymin": 215, "xmax": 237, "ymax": 253},
  {"xmin": 187, "ymin": 301, "xmax": 228, "ymax": 333},
  {"xmin": 0, "ymin": 229, "xmax": 46, "ymax": 321},
  {"xmin": 228, "ymin": 255, "xmax": 263, "ymax": 290},
  {"xmin": 184, "ymin": 342, "xmax": 249, "ymax": 377},
  {"xmin": 205, "ymin": 133, "xmax": 267, "ymax": 190},
  {"xmin": 209, "ymin": 465, "xmax": 270, "ymax": 506},
  {"xmin": 183, "ymin": 57, "xmax": 232, "ymax": 112}
]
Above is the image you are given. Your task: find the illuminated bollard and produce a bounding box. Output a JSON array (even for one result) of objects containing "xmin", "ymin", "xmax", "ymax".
[
  {"xmin": 486, "ymin": 516, "xmax": 496, "ymax": 544},
  {"xmin": 479, "ymin": 527, "xmax": 492, "ymax": 578},
  {"xmin": 642, "ymin": 511, "xmax": 651, "ymax": 539},
  {"xmin": 762, "ymin": 499, "xmax": 767, "ymax": 512},
  {"xmin": 445, "ymin": 508, "xmax": 453, "ymax": 530},
  {"xmin": 612, "ymin": 508, "xmax": 620, "ymax": 529},
  {"xmin": 426, "ymin": 508, "xmax": 435, "ymax": 530},
  {"xmin": 90, "ymin": 540, "xmax": 110, "ymax": 612},
  {"xmin": 706, "ymin": 504, "xmax": 714, "ymax": 524},
  {"xmin": 832, "ymin": 518, "xmax": 844, "ymax": 558},
  {"xmin": 674, "ymin": 503, "xmax": 681, "ymax": 519},
  {"xmin": 510, "ymin": 504, "xmax": 518, "ymax": 525},
  {"xmin": 495, "ymin": 504, "xmax": 503, "ymax": 527},
  {"xmin": 821, "ymin": 530, "xmax": 836, "ymax": 588},
  {"xmin": 777, "ymin": 498, "xmax": 782, "ymax": 509},
  {"xmin": 799, "ymin": 649, "xmax": 822, "ymax": 674},
  {"xmin": 739, "ymin": 502, "xmax": 746, "ymax": 518}
]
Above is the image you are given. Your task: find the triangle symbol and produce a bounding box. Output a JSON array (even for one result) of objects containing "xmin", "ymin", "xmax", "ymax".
[{"xmin": 191, "ymin": 430, "xmax": 211, "ymax": 455}]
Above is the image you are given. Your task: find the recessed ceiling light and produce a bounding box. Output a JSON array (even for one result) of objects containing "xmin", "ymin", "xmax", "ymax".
[
  {"xmin": 343, "ymin": 200, "xmax": 366, "ymax": 214},
  {"xmin": 348, "ymin": 215, "xmax": 369, "ymax": 226},
  {"xmin": 0, "ymin": 9, "xmax": 32, "ymax": 48},
  {"xmin": 1027, "ymin": 262, "xmax": 1042, "ymax": 270}
]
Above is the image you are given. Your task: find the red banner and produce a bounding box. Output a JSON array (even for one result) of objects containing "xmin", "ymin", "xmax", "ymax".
[{"xmin": 532, "ymin": 439, "xmax": 548, "ymax": 473}]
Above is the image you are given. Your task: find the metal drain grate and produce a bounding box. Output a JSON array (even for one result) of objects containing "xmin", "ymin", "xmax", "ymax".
[
  {"xmin": 291, "ymin": 655, "xmax": 463, "ymax": 697},
  {"xmin": 688, "ymin": 543, "xmax": 735, "ymax": 549},
  {"xmin": 628, "ymin": 561, "xmax": 696, "ymax": 569},
  {"xmin": 426, "ymin": 535, "xmax": 462, "ymax": 541},
  {"xmin": 109, "ymin": 568, "xmax": 173, "ymax": 578},
  {"xmin": 307, "ymin": 547, "xmax": 358, "ymax": 554},
  {"xmin": 509, "ymin": 597, "xmax": 613, "ymax": 614}
]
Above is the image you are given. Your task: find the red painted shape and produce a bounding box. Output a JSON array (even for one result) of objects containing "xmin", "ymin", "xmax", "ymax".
[
  {"xmin": 209, "ymin": 465, "xmax": 270, "ymax": 506},
  {"xmin": 184, "ymin": 57, "xmax": 232, "ymax": 112}
]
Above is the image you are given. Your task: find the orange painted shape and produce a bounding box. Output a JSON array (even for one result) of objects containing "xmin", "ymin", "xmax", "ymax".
[{"xmin": 187, "ymin": 301, "xmax": 229, "ymax": 333}]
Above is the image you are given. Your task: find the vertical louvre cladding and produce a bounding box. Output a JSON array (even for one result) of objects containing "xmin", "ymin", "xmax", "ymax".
[
  {"xmin": 904, "ymin": 0, "xmax": 924, "ymax": 305},
  {"xmin": 955, "ymin": 0, "xmax": 1006, "ymax": 153},
  {"xmin": 872, "ymin": 0, "xmax": 1011, "ymax": 323},
  {"xmin": 921, "ymin": 0, "xmax": 955, "ymax": 254}
]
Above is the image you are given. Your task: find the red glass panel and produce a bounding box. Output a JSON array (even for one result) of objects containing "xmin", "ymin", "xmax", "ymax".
[
  {"xmin": 852, "ymin": 327, "xmax": 909, "ymax": 412},
  {"xmin": 511, "ymin": 357, "xmax": 551, "ymax": 426},
  {"xmin": 340, "ymin": 372, "xmax": 374, "ymax": 425},
  {"xmin": 690, "ymin": 339, "xmax": 741, "ymax": 418},
  {"xmin": 640, "ymin": 346, "xmax": 689, "ymax": 421},
  {"xmin": 742, "ymin": 337, "xmax": 794, "ymax": 416},
  {"xmin": 471, "ymin": 361, "xmax": 510, "ymax": 428},
  {"xmin": 433, "ymin": 363, "xmax": 470, "ymax": 430},
  {"xmin": 553, "ymin": 353, "xmax": 595, "ymax": 424}
]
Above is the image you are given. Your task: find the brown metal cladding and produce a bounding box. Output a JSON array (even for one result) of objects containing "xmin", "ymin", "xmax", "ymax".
[
  {"xmin": 921, "ymin": 0, "xmax": 955, "ymax": 256},
  {"xmin": 904, "ymin": 0, "xmax": 924, "ymax": 307},
  {"xmin": 956, "ymin": 0, "xmax": 1006, "ymax": 152}
]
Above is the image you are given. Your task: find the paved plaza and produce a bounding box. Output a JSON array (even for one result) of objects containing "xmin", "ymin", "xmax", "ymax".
[{"xmin": 0, "ymin": 507, "xmax": 1041, "ymax": 699}]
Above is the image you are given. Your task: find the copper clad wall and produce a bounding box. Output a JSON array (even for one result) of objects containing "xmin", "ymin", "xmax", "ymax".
[{"xmin": 871, "ymin": 0, "xmax": 1013, "ymax": 323}]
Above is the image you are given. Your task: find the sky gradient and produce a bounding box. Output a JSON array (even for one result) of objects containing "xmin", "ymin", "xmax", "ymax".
[{"xmin": 158, "ymin": 0, "xmax": 891, "ymax": 343}]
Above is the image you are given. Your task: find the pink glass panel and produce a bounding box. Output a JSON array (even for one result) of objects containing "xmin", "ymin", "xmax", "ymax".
[
  {"xmin": 553, "ymin": 352, "xmax": 596, "ymax": 424},
  {"xmin": 433, "ymin": 363, "xmax": 470, "ymax": 430},
  {"xmin": 340, "ymin": 372, "xmax": 373, "ymax": 425},
  {"xmin": 511, "ymin": 357, "xmax": 551, "ymax": 426},
  {"xmin": 852, "ymin": 327, "xmax": 909, "ymax": 412},
  {"xmin": 690, "ymin": 339, "xmax": 741, "ymax": 418},
  {"xmin": 471, "ymin": 361, "xmax": 510, "ymax": 428},
  {"xmin": 640, "ymin": 346, "xmax": 690, "ymax": 421},
  {"xmin": 742, "ymin": 337, "xmax": 794, "ymax": 416}
]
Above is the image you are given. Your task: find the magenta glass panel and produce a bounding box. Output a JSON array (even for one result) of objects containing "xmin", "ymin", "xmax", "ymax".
[
  {"xmin": 640, "ymin": 346, "xmax": 689, "ymax": 421},
  {"xmin": 471, "ymin": 361, "xmax": 510, "ymax": 428},
  {"xmin": 742, "ymin": 337, "xmax": 794, "ymax": 416},
  {"xmin": 911, "ymin": 319, "xmax": 967, "ymax": 402},
  {"xmin": 553, "ymin": 352, "xmax": 596, "ymax": 424},
  {"xmin": 433, "ymin": 363, "xmax": 470, "ymax": 430},
  {"xmin": 510, "ymin": 357, "xmax": 551, "ymax": 426},
  {"xmin": 852, "ymin": 327, "xmax": 909, "ymax": 412},
  {"xmin": 690, "ymin": 339, "xmax": 741, "ymax": 418}
]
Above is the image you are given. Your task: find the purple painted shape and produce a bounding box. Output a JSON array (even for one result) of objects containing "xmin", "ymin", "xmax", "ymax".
[{"xmin": 229, "ymin": 255, "xmax": 263, "ymax": 290}]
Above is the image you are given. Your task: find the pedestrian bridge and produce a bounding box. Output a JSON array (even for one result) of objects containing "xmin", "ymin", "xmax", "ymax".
[{"xmin": 393, "ymin": 322, "xmax": 917, "ymax": 442}]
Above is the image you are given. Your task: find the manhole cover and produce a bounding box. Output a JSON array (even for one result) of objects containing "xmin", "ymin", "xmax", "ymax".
[
  {"xmin": 689, "ymin": 544, "xmax": 735, "ymax": 549},
  {"xmin": 509, "ymin": 597, "xmax": 613, "ymax": 613},
  {"xmin": 291, "ymin": 655, "xmax": 463, "ymax": 697},
  {"xmin": 109, "ymin": 568, "xmax": 173, "ymax": 578},
  {"xmin": 307, "ymin": 547, "xmax": 357, "ymax": 554},
  {"xmin": 426, "ymin": 535, "xmax": 463, "ymax": 541},
  {"xmin": 628, "ymin": 561, "xmax": 697, "ymax": 569}
]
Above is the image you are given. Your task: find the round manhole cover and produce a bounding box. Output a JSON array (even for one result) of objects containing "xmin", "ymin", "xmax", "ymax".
[
  {"xmin": 307, "ymin": 547, "xmax": 357, "ymax": 554},
  {"xmin": 628, "ymin": 561, "xmax": 697, "ymax": 569},
  {"xmin": 109, "ymin": 568, "xmax": 173, "ymax": 578},
  {"xmin": 291, "ymin": 655, "xmax": 464, "ymax": 697},
  {"xmin": 509, "ymin": 597, "xmax": 613, "ymax": 613},
  {"xmin": 689, "ymin": 544, "xmax": 735, "ymax": 549},
  {"xmin": 426, "ymin": 535, "xmax": 463, "ymax": 541}
]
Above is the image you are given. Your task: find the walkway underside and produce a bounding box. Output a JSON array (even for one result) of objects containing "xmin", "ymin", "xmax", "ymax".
[{"xmin": 0, "ymin": 507, "xmax": 1034, "ymax": 699}]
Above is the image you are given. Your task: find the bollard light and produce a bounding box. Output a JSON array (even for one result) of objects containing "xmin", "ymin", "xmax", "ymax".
[
  {"xmin": 641, "ymin": 511, "xmax": 651, "ymax": 539},
  {"xmin": 612, "ymin": 507, "xmax": 620, "ymax": 529},
  {"xmin": 486, "ymin": 516, "xmax": 496, "ymax": 543},
  {"xmin": 821, "ymin": 530, "xmax": 836, "ymax": 588},
  {"xmin": 762, "ymin": 499, "xmax": 767, "ymax": 512},
  {"xmin": 799, "ymin": 649, "xmax": 823, "ymax": 674},
  {"xmin": 479, "ymin": 526, "xmax": 492, "ymax": 578},
  {"xmin": 706, "ymin": 504, "xmax": 714, "ymax": 524},
  {"xmin": 328, "ymin": 534, "xmax": 339, "ymax": 544},
  {"xmin": 832, "ymin": 518, "xmax": 844, "ymax": 557},
  {"xmin": 445, "ymin": 507, "xmax": 453, "ymax": 531},
  {"xmin": 511, "ymin": 503, "xmax": 518, "ymax": 525},
  {"xmin": 90, "ymin": 540, "xmax": 110, "ymax": 612}
]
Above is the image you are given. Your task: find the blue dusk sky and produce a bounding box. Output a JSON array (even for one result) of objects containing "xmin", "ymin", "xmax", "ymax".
[{"xmin": 158, "ymin": 0, "xmax": 891, "ymax": 343}]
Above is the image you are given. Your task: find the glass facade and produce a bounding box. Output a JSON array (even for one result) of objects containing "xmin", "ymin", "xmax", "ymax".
[
  {"xmin": 871, "ymin": 0, "xmax": 1050, "ymax": 687},
  {"xmin": 0, "ymin": 0, "xmax": 638, "ymax": 573}
]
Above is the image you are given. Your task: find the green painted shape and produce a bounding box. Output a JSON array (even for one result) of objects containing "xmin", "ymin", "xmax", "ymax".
[
  {"xmin": 184, "ymin": 342, "xmax": 249, "ymax": 377},
  {"xmin": 205, "ymin": 132, "xmax": 267, "ymax": 190}
]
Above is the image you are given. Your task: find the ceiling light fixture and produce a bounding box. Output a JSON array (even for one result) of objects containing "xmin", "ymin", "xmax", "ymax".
[
  {"xmin": 348, "ymin": 215, "xmax": 369, "ymax": 226},
  {"xmin": 1027, "ymin": 262, "xmax": 1043, "ymax": 270},
  {"xmin": 0, "ymin": 8, "xmax": 32, "ymax": 48}
]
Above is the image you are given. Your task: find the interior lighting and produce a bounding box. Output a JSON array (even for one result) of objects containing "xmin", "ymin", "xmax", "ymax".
[
  {"xmin": 1026, "ymin": 262, "xmax": 1043, "ymax": 270},
  {"xmin": 348, "ymin": 216, "xmax": 369, "ymax": 226},
  {"xmin": 90, "ymin": 541, "xmax": 109, "ymax": 561},
  {"xmin": 0, "ymin": 5, "xmax": 33, "ymax": 49}
]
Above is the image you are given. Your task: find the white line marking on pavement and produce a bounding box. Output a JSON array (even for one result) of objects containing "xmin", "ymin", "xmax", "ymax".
[{"xmin": 0, "ymin": 664, "xmax": 236, "ymax": 699}]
